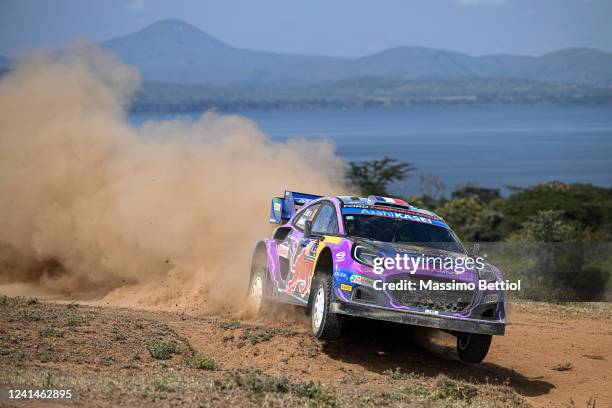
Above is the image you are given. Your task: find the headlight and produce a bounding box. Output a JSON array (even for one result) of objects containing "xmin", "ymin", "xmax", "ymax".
[{"xmin": 352, "ymin": 244, "xmax": 379, "ymax": 267}]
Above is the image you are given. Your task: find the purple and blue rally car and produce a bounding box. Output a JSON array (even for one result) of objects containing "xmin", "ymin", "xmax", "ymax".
[{"xmin": 248, "ymin": 191, "xmax": 506, "ymax": 363}]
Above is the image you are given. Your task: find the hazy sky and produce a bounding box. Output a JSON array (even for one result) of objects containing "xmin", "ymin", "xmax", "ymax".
[{"xmin": 1, "ymin": 0, "xmax": 611, "ymax": 57}]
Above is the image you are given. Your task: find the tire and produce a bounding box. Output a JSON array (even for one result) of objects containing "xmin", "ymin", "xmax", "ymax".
[
  {"xmin": 247, "ymin": 268, "xmax": 270, "ymax": 316},
  {"xmin": 310, "ymin": 274, "xmax": 343, "ymax": 340},
  {"xmin": 456, "ymin": 333, "xmax": 492, "ymax": 363}
]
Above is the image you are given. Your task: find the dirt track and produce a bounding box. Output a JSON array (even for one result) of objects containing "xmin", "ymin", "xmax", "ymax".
[{"xmin": 1, "ymin": 297, "xmax": 610, "ymax": 407}]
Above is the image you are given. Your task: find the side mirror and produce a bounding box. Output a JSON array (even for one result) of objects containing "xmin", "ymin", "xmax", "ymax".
[{"xmin": 303, "ymin": 220, "xmax": 312, "ymax": 239}]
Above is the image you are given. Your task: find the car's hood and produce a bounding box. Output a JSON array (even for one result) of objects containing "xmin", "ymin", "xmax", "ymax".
[{"xmin": 352, "ymin": 238, "xmax": 477, "ymax": 277}]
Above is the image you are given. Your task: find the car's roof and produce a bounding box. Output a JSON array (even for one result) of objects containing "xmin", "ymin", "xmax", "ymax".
[{"xmin": 334, "ymin": 195, "xmax": 443, "ymax": 221}]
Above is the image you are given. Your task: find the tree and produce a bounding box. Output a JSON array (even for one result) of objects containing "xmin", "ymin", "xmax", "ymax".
[
  {"xmin": 419, "ymin": 173, "xmax": 446, "ymax": 199},
  {"xmin": 347, "ymin": 156, "xmax": 415, "ymax": 196},
  {"xmin": 452, "ymin": 184, "xmax": 500, "ymax": 203}
]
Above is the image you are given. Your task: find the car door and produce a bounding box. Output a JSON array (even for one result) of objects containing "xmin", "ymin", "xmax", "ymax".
[
  {"xmin": 287, "ymin": 202, "xmax": 337, "ymax": 299},
  {"xmin": 281, "ymin": 204, "xmax": 320, "ymax": 296}
]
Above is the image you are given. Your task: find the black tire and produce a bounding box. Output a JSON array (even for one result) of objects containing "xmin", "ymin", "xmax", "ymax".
[
  {"xmin": 247, "ymin": 267, "xmax": 270, "ymax": 316},
  {"xmin": 310, "ymin": 274, "xmax": 343, "ymax": 340},
  {"xmin": 456, "ymin": 333, "xmax": 492, "ymax": 363}
]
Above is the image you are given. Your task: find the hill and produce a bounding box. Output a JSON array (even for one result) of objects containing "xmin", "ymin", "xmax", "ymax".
[{"xmin": 102, "ymin": 19, "xmax": 612, "ymax": 86}]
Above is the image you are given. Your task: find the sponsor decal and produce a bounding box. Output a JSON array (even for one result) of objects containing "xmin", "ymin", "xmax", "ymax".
[
  {"xmin": 370, "ymin": 205, "xmax": 442, "ymax": 221},
  {"xmin": 342, "ymin": 204, "xmax": 368, "ymax": 209},
  {"xmin": 348, "ymin": 273, "xmax": 377, "ymax": 287},
  {"xmin": 305, "ymin": 240, "xmax": 319, "ymax": 261},
  {"xmin": 340, "ymin": 283, "xmax": 353, "ymax": 292},
  {"xmin": 342, "ymin": 207, "xmax": 448, "ymax": 228},
  {"xmin": 277, "ymin": 243, "xmax": 289, "ymax": 258},
  {"xmin": 335, "ymin": 251, "xmax": 346, "ymax": 261},
  {"xmin": 285, "ymin": 239, "xmax": 314, "ymax": 297},
  {"xmin": 343, "ymin": 204, "xmax": 442, "ymax": 222},
  {"xmin": 334, "ymin": 271, "xmax": 348, "ymax": 279}
]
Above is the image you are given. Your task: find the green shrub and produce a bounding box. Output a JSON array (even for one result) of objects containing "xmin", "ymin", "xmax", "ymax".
[
  {"xmin": 192, "ymin": 354, "xmax": 217, "ymax": 370},
  {"xmin": 146, "ymin": 340, "xmax": 181, "ymax": 360},
  {"xmin": 551, "ymin": 362, "xmax": 572, "ymax": 371}
]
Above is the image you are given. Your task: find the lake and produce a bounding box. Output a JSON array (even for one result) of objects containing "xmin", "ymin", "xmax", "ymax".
[{"xmin": 131, "ymin": 105, "xmax": 612, "ymax": 196}]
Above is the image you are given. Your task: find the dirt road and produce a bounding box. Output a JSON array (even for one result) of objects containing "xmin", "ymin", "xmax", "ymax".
[{"xmin": 1, "ymin": 296, "xmax": 609, "ymax": 407}]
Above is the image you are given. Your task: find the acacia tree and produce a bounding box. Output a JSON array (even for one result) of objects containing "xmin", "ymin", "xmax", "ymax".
[{"xmin": 347, "ymin": 156, "xmax": 415, "ymax": 196}]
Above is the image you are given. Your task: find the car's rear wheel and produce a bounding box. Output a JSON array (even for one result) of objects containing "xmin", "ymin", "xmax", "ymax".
[
  {"xmin": 456, "ymin": 332, "xmax": 492, "ymax": 363},
  {"xmin": 310, "ymin": 274, "xmax": 343, "ymax": 340}
]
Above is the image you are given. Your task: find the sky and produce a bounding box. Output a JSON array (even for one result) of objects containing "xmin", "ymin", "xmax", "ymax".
[{"xmin": 0, "ymin": 0, "xmax": 611, "ymax": 58}]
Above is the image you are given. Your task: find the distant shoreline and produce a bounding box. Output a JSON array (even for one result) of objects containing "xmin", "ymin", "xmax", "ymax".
[{"xmin": 131, "ymin": 78, "xmax": 612, "ymax": 114}]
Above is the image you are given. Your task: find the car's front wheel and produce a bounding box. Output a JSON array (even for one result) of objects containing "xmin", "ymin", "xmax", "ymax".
[
  {"xmin": 456, "ymin": 332, "xmax": 492, "ymax": 363},
  {"xmin": 246, "ymin": 268, "xmax": 269, "ymax": 316},
  {"xmin": 310, "ymin": 274, "xmax": 343, "ymax": 340}
]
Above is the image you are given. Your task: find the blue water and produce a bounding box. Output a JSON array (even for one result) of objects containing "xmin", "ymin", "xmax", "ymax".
[{"xmin": 131, "ymin": 105, "xmax": 612, "ymax": 196}]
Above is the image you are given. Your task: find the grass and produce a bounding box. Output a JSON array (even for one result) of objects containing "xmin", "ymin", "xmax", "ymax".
[
  {"xmin": 218, "ymin": 320, "xmax": 245, "ymax": 330},
  {"xmin": 229, "ymin": 368, "xmax": 337, "ymax": 407},
  {"xmin": 435, "ymin": 376, "xmax": 479, "ymax": 402},
  {"xmin": 238, "ymin": 330, "xmax": 274, "ymax": 345},
  {"xmin": 38, "ymin": 352, "xmax": 50, "ymax": 363},
  {"xmin": 66, "ymin": 316, "xmax": 86, "ymax": 327},
  {"xmin": 42, "ymin": 372, "xmax": 53, "ymax": 387},
  {"xmin": 145, "ymin": 339, "xmax": 181, "ymax": 360},
  {"xmin": 383, "ymin": 367, "xmax": 423, "ymax": 381},
  {"xmin": 112, "ymin": 324, "xmax": 127, "ymax": 341},
  {"xmin": 39, "ymin": 328, "xmax": 53, "ymax": 337},
  {"xmin": 552, "ymin": 362, "xmax": 573, "ymax": 371},
  {"xmin": 152, "ymin": 378, "xmax": 174, "ymax": 392},
  {"xmin": 17, "ymin": 309, "xmax": 41, "ymax": 322}
]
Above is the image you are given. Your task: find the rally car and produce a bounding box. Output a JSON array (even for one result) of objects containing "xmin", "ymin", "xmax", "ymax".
[{"xmin": 247, "ymin": 191, "xmax": 506, "ymax": 363}]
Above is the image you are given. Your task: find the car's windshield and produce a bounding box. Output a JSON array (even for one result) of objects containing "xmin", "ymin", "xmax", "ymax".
[{"xmin": 343, "ymin": 214, "xmax": 464, "ymax": 253}]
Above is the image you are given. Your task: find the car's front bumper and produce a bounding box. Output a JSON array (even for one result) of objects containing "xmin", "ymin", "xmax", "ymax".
[{"xmin": 331, "ymin": 301, "xmax": 505, "ymax": 336}]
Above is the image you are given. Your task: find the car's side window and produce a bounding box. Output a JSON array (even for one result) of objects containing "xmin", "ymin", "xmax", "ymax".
[
  {"xmin": 293, "ymin": 204, "xmax": 321, "ymax": 230},
  {"xmin": 311, "ymin": 203, "xmax": 338, "ymax": 235}
]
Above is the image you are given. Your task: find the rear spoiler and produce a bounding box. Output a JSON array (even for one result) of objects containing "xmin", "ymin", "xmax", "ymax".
[{"xmin": 269, "ymin": 191, "xmax": 322, "ymax": 224}]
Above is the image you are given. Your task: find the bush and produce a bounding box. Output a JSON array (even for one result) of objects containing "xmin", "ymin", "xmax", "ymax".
[
  {"xmin": 192, "ymin": 354, "xmax": 217, "ymax": 370},
  {"xmin": 520, "ymin": 210, "xmax": 574, "ymax": 242},
  {"xmin": 146, "ymin": 340, "xmax": 181, "ymax": 360},
  {"xmin": 438, "ymin": 196, "xmax": 503, "ymax": 241}
]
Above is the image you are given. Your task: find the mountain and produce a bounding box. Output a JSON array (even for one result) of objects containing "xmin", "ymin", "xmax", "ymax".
[
  {"xmin": 101, "ymin": 19, "xmax": 612, "ymax": 87},
  {"xmin": 101, "ymin": 19, "xmax": 346, "ymax": 86}
]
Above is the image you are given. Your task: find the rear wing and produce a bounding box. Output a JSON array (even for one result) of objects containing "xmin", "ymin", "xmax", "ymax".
[{"xmin": 269, "ymin": 191, "xmax": 322, "ymax": 224}]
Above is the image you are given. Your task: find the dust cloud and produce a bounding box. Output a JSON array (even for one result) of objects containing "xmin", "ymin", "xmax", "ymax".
[{"xmin": 0, "ymin": 45, "xmax": 347, "ymax": 314}]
